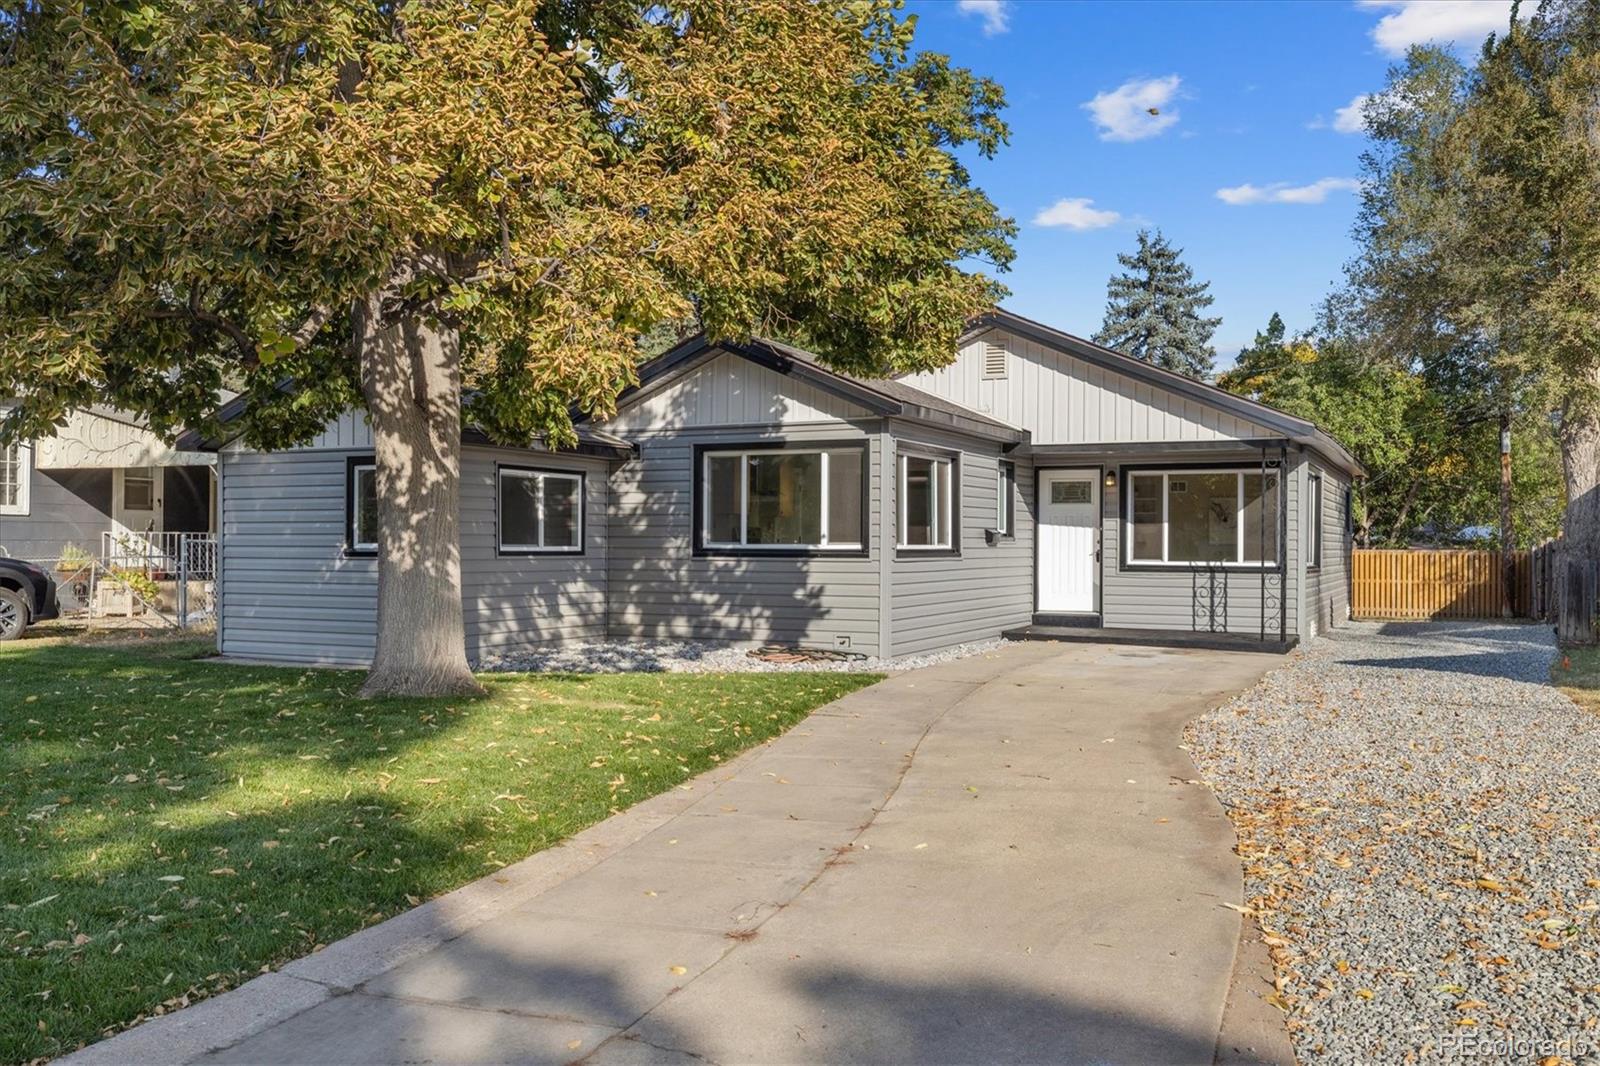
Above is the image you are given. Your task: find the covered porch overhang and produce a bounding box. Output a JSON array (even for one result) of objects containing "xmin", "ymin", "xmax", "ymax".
[
  {"xmin": 1011, "ymin": 437, "xmax": 1294, "ymax": 462},
  {"xmin": 32, "ymin": 409, "xmax": 215, "ymax": 471}
]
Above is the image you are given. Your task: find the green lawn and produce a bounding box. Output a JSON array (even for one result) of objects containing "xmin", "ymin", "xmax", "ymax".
[
  {"xmin": 0, "ymin": 633, "xmax": 878, "ymax": 1062},
  {"xmin": 1554, "ymin": 642, "xmax": 1600, "ymax": 714}
]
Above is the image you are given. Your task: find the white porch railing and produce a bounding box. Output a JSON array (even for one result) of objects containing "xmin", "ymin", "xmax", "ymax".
[{"xmin": 96, "ymin": 531, "xmax": 218, "ymax": 628}]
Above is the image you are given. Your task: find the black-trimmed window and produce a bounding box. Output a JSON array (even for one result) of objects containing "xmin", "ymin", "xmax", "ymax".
[
  {"xmin": 1125, "ymin": 468, "xmax": 1279, "ymax": 566},
  {"xmin": 499, "ymin": 467, "xmax": 584, "ymax": 553},
  {"xmin": 346, "ymin": 458, "xmax": 378, "ymax": 555},
  {"xmin": 1307, "ymin": 471, "xmax": 1324, "ymax": 570},
  {"xmin": 996, "ymin": 460, "xmax": 1015, "ymax": 537},
  {"xmin": 899, "ymin": 452, "xmax": 956, "ymax": 550},
  {"xmin": 698, "ymin": 444, "xmax": 865, "ymax": 552}
]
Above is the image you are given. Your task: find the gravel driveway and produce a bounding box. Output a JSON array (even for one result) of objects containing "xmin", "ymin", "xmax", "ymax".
[{"xmin": 1187, "ymin": 621, "xmax": 1597, "ymax": 1064}]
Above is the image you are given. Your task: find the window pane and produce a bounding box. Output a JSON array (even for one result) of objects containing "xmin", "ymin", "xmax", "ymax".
[
  {"xmin": 746, "ymin": 453, "xmax": 822, "ymax": 545},
  {"xmin": 543, "ymin": 476, "xmax": 579, "ymax": 548},
  {"xmin": 124, "ymin": 468, "xmax": 155, "ymax": 511},
  {"xmin": 500, "ymin": 473, "xmax": 539, "ymax": 548},
  {"xmin": 903, "ymin": 456, "xmax": 934, "ymax": 545},
  {"xmin": 353, "ymin": 466, "xmax": 379, "ymax": 547},
  {"xmin": 1130, "ymin": 475, "xmax": 1163, "ymax": 560},
  {"xmin": 826, "ymin": 450, "xmax": 862, "ymax": 546},
  {"xmin": 936, "ymin": 458, "xmax": 952, "ymax": 546},
  {"xmin": 1168, "ymin": 473, "xmax": 1239, "ymax": 563},
  {"xmin": 997, "ymin": 462, "xmax": 1014, "ymax": 534},
  {"xmin": 0, "ymin": 442, "xmax": 16, "ymax": 507},
  {"xmin": 1243, "ymin": 473, "xmax": 1280, "ymax": 563},
  {"xmin": 706, "ymin": 456, "xmax": 741, "ymax": 544}
]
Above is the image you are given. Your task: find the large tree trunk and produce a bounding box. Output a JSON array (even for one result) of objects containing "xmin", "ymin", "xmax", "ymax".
[
  {"xmin": 355, "ymin": 288, "xmax": 482, "ymax": 699},
  {"xmin": 1561, "ymin": 400, "xmax": 1600, "ymax": 560}
]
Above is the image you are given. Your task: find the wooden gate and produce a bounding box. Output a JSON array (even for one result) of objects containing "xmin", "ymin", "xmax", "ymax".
[{"xmin": 1352, "ymin": 549, "xmax": 1539, "ymax": 620}]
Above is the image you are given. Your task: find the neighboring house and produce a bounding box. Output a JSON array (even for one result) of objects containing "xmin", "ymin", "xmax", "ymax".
[
  {"xmin": 0, "ymin": 405, "xmax": 218, "ymax": 569},
  {"xmin": 185, "ymin": 309, "xmax": 1360, "ymax": 666}
]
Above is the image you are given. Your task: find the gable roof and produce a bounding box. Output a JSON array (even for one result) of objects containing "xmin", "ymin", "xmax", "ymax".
[
  {"xmin": 959, "ymin": 308, "xmax": 1363, "ymax": 476},
  {"xmin": 607, "ymin": 334, "xmax": 1028, "ymax": 444}
]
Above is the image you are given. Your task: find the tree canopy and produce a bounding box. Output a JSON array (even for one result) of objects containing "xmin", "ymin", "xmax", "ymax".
[
  {"xmin": 0, "ymin": 0, "xmax": 1017, "ymax": 693},
  {"xmin": 1093, "ymin": 228, "xmax": 1221, "ymax": 380},
  {"xmin": 1346, "ymin": 2, "xmax": 1600, "ymax": 556}
]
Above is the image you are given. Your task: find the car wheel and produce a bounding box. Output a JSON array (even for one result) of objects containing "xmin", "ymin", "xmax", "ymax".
[{"xmin": 0, "ymin": 588, "xmax": 28, "ymax": 641}]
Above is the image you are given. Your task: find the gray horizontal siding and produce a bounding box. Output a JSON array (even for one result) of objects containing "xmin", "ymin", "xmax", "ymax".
[
  {"xmin": 889, "ymin": 425, "xmax": 1034, "ymax": 657},
  {"xmin": 218, "ymin": 441, "xmax": 611, "ymax": 666},
  {"xmin": 1096, "ymin": 449, "xmax": 1301, "ymax": 639},
  {"xmin": 1302, "ymin": 459, "xmax": 1352, "ymax": 638},
  {"xmin": 606, "ymin": 422, "xmax": 885, "ymax": 654},
  {"xmin": 0, "ymin": 464, "xmax": 112, "ymax": 565}
]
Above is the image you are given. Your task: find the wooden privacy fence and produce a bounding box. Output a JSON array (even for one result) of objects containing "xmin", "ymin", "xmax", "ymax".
[{"xmin": 1352, "ymin": 548, "xmax": 1548, "ymax": 620}]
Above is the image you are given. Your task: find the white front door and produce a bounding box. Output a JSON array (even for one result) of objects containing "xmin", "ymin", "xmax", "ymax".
[
  {"xmin": 114, "ymin": 466, "xmax": 163, "ymax": 534},
  {"xmin": 1037, "ymin": 469, "xmax": 1099, "ymax": 613}
]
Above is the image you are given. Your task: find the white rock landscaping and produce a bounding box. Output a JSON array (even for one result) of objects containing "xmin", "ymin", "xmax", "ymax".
[{"xmin": 1188, "ymin": 621, "xmax": 1598, "ymax": 1065}]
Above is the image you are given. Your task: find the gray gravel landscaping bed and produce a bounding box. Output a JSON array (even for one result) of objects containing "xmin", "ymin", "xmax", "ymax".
[
  {"xmin": 1187, "ymin": 621, "xmax": 1600, "ymax": 1064},
  {"xmin": 475, "ymin": 636, "xmax": 1012, "ymax": 674}
]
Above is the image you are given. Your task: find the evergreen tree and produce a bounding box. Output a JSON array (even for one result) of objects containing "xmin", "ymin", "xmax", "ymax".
[{"xmin": 1093, "ymin": 229, "xmax": 1222, "ymax": 379}]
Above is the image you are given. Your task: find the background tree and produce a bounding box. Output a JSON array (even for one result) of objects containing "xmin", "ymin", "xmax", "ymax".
[
  {"xmin": 1093, "ymin": 228, "xmax": 1222, "ymax": 379},
  {"xmin": 0, "ymin": 0, "xmax": 1016, "ymax": 695},
  {"xmin": 1219, "ymin": 309, "xmax": 1564, "ymax": 548},
  {"xmin": 1348, "ymin": 3, "xmax": 1600, "ymax": 584}
]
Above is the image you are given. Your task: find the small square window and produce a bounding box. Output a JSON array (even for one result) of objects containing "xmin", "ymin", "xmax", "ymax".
[{"xmin": 499, "ymin": 468, "xmax": 584, "ymax": 553}]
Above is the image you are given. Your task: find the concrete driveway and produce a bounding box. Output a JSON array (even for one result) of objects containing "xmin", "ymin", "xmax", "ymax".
[{"xmin": 70, "ymin": 641, "xmax": 1277, "ymax": 1066}]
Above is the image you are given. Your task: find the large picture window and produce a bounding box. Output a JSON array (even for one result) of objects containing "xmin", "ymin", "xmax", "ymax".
[
  {"xmin": 699, "ymin": 445, "xmax": 865, "ymax": 552},
  {"xmin": 899, "ymin": 453, "xmax": 955, "ymax": 550},
  {"xmin": 1126, "ymin": 468, "xmax": 1279, "ymax": 566},
  {"xmin": 499, "ymin": 467, "xmax": 584, "ymax": 553},
  {"xmin": 346, "ymin": 459, "xmax": 378, "ymax": 554},
  {"xmin": 0, "ymin": 440, "xmax": 28, "ymax": 516}
]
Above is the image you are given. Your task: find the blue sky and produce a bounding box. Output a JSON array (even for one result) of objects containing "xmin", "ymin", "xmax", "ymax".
[{"xmin": 905, "ymin": 0, "xmax": 1515, "ymax": 365}]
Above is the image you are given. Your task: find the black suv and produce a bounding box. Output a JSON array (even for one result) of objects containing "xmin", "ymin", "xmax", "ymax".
[{"xmin": 0, "ymin": 557, "xmax": 60, "ymax": 640}]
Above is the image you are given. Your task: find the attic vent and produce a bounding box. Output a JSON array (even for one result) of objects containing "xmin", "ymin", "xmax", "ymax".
[{"xmin": 982, "ymin": 341, "xmax": 1008, "ymax": 379}]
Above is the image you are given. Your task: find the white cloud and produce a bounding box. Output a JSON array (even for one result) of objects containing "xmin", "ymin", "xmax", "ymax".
[
  {"xmin": 957, "ymin": 0, "xmax": 1010, "ymax": 36},
  {"xmin": 1082, "ymin": 75, "xmax": 1182, "ymax": 142},
  {"xmin": 1358, "ymin": 1, "xmax": 1514, "ymax": 56},
  {"xmin": 1332, "ymin": 93, "xmax": 1372, "ymax": 134},
  {"xmin": 1032, "ymin": 198, "xmax": 1122, "ymax": 231},
  {"xmin": 1215, "ymin": 178, "xmax": 1362, "ymax": 205}
]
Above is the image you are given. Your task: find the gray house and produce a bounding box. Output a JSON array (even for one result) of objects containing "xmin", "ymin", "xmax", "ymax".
[
  {"xmin": 1, "ymin": 405, "xmax": 217, "ymax": 568},
  {"xmin": 192, "ymin": 309, "xmax": 1360, "ymax": 665}
]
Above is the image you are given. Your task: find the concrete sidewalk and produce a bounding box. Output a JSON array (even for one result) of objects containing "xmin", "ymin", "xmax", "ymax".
[{"xmin": 66, "ymin": 641, "xmax": 1277, "ymax": 1066}]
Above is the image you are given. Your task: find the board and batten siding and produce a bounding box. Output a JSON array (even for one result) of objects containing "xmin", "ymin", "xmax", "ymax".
[
  {"xmin": 888, "ymin": 425, "xmax": 1034, "ymax": 656},
  {"xmin": 1093, "ymin": 449, "xmax": 1302, "ymax": 639},
  {"xmin": 1302, "ymin": 460, "xmax": 1353, "ymax": 638},
  {"xmin": 900, "ymin": 329, "xmax": 1277, "ymax": 446},
  {"xmin": 608, "ymin": 352, "xmax": 872, "ymax": 432},
  {"xmin": 604, "ymin": 421, "xmax": 886, "ymax": 654},
  {"xmin": 218, "ymin": 417, "xmax": 612, "ymax": 665}
]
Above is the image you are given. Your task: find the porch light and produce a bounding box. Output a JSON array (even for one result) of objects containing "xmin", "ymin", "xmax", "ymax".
[{"xmin": 1104, "ymin": 470, "xmax": 1117, "ymax": 490}]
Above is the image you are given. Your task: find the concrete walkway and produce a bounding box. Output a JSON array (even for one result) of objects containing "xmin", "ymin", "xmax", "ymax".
[{"xmin": 67, "ymin": 641, "xmax": 1277, "ymax": 1066}]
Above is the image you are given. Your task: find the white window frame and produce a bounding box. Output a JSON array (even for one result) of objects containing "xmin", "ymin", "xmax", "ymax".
[
  {"xmin": 1124, "ymin": 467, "xmax": 1280, "ymax": 567},
  {"xmin": 0, "ymin": 439, "xmax": 29, "ymax": 516},
  {"xmin": 498, "ymin": 467, "xmax": 585, "ymax": 554},
  {"xmin": 897, "ymin": 452, "xmax": 956, "ymax": 551},
  {"xmin": 699, "ymin": 447, "xmax": 862, "ymax": 552},
  {"xmin": 348, "ymin": 461, "xmax": 378, "ymax": 554},
  {"xmin": 996, "ymin": 460, "xmax": 1015, "ymax": 536}
]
